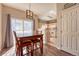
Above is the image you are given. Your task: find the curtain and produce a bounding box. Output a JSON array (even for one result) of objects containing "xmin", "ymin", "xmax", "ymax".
[{"xmin": 4, "ymin": 14, "xmax": 13, "ymax": 48}]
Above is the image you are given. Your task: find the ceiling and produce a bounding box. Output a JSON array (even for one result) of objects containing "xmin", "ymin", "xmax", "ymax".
[{"xmin": 3, "ymin": 3, "xmax": 57, "ymax": 21}]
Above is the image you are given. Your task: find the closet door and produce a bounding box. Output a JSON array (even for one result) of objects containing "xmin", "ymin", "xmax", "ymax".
[
  {"xmin": 61, "ymin": 12, "xmax": 68, "ymax": 50},
  {"xmin": 61, "ymin": 7, "xmax": 78, "ymax": 55},
  {"xmin": 77, "ymin": 7, "xmax": 79, "ymax": 55},
  {"xmin": 71, "ymin": 9, "xmax": 77, "ymax": 54},
  {"xmin": 67, "ymin": 12, "xmax": 72, "ymax": 51}
]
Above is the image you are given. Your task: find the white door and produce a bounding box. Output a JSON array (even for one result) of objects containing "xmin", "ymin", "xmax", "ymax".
[
  {"xmin": 61, "ymin": 11, "xmax": 68, "ymax": 50},
  {"xmin": 61, "ymin": 6, "xmax": 78, "ymax": 55},
  {"xmin": 76, "ymin": 7, "xmax": 79, "ymax": 55}
]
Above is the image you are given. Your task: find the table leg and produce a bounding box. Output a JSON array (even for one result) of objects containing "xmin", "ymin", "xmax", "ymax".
[
  {"xmin": 20, "ymin": 47, "xmax": 23, "ymax": 56},
  {"xmin": 40, "ymin": 36, "xmax": 43, "ymax": 55},
  {"xmin": 31, "ymin": 43, "xmax": 33, "ymax": 56}
]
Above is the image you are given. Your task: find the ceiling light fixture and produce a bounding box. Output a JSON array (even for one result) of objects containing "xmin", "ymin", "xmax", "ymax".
[{"xmin": 26, "ymin": 3, "xmax": 33, "ymax": 19}]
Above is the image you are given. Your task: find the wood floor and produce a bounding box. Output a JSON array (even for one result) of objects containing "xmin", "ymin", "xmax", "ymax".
[
  {"xmin": 0, "ymin": 44, "xmax": 74, "ymax": 56},
  {"xmin": 43, "ymin": 44, "xmax": 74, "ymax": 56}
]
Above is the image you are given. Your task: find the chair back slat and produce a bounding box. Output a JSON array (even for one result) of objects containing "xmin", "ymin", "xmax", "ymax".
[{"xmin": 13, "ymin": 31, "xmax": 18, "ymax": 42}]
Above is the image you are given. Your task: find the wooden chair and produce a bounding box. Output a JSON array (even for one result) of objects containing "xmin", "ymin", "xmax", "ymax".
[
  {"xmin": 13, "ymin": 31, "xmax": 33, "ymax": 56},
  {"xmin": 31, "ymin": 35, "xmax": 43, "ymax": 55}
]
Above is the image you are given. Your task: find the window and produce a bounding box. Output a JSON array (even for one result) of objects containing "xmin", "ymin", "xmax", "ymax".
[
  {"xmin": 11, "ymin": 18, "xmax": 33, "ymax": 37},
  {"xmin": 24, "ymin": 20, "xmax": 33, "ymax": 36}
]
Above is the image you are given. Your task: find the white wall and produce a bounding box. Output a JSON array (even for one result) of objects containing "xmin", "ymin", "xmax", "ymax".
[{"xmin": 56, "ymin": 3, "xmax": 64, "ymax": 49}]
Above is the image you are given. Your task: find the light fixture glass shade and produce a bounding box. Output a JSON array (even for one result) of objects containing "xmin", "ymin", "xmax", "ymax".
[{"xmin": 26, "ymin": 10, "xmax": 33, "ymax": 19}]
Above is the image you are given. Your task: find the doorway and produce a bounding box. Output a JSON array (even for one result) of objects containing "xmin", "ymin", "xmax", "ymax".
[{"xmin": 46, "ymin": 20, "xmax": 57, "ymax": 47}]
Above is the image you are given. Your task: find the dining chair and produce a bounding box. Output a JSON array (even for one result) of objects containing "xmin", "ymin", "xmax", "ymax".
[
  {"xmin": 32, "ymin": 31, "xmax": 43, "ymax": 55},
  {"xmin": 13, "ymin": 31, "xmax": 33, "ymax": 56},
  {"xmin": 32, "ymin": 38, "xmax": 40, "ymax": 53}
]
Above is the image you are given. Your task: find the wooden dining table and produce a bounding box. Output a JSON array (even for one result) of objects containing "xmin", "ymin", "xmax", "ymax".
[{"xmin": 17, "ymin": 34, "xmax": 43, "ymax": 56}]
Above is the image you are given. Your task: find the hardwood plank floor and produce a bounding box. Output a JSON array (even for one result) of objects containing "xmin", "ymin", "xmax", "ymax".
[
  {"xmin": 0, "ymin": 44, "xmax": 74, "ymax": 56},
  {"xmin": 43, "ymin": 44, "xmax": 74, "ymax": 56}
]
